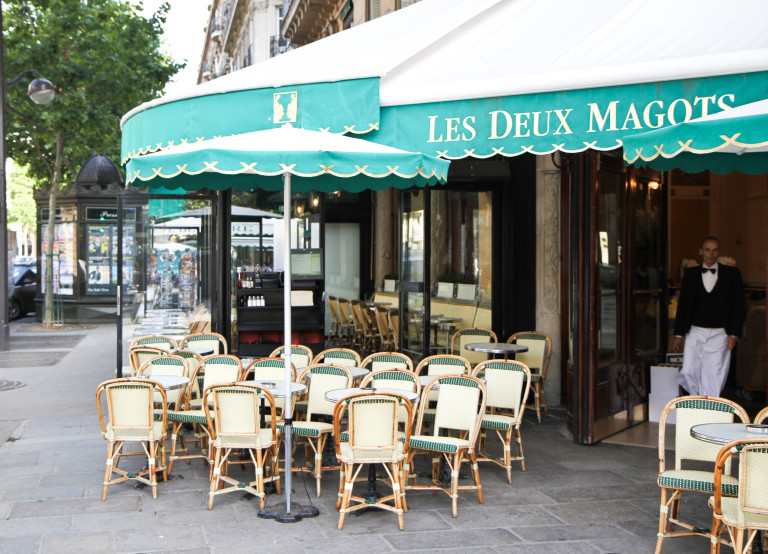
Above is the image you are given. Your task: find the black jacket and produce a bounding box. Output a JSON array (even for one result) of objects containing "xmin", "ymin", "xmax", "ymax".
[{"xmin": 674, "ymin": 264, "xmax": 746, "ymax": 337}]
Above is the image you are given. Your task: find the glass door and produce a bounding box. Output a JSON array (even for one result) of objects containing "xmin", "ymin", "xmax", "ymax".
[
  {"xmin": 117, "ymin": 193, "xmax": 217, "ymax": 375},
  {"xmin": 399, "ymin": 188, "xmax": 428, "ymax": 361}
]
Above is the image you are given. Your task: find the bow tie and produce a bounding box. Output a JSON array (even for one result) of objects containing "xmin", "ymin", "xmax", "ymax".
[{"xmin": 701, "ymin": 267, "xmax": 716, "ymax": 274}]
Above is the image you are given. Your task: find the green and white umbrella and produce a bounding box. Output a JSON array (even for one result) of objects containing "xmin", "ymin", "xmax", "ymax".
[
  {"xmin": 623, "ymin": 99, "xmax": 768, "ymax": 175},
  {"xmin": 126, "ymin": 124, "xmax": 449, "ymax": 522}
]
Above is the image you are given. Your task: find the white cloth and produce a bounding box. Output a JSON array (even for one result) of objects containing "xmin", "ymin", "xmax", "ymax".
[
  {"xmin": 677, "ymin": 325, "xmax": 731, "ymax": 396},
  {"xmin": 702, "ymin": 262, "xmax": 718, "ymax": 292}
]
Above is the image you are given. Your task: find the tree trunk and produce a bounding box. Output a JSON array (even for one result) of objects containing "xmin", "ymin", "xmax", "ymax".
[{"xmin": 42, "ymin": 133, "xmax": 64, "ymax": 328}]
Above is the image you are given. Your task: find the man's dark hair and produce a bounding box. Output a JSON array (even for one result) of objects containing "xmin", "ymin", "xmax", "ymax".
[{"xmin": 701, "ymin": 236, "xmax": 720, "ymax": 248}]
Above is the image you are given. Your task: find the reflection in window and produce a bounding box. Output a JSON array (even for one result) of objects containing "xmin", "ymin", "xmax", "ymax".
[{"xmin": 430, "ymin": 190, "xmax": 492, "ymax": 305}]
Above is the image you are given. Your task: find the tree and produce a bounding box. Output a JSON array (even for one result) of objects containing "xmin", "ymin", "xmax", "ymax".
[
  {"xmin": 3, "ymin": 0, "xmax": 182, "ymax": 327},
  {"xmin": 7, "ymin": 162, "xmax": 38, "ymax": 255}
]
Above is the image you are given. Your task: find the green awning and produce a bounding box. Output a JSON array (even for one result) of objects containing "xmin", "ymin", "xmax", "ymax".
[
  {"xmin": 623, "ymin": 98, "xmax": 768, "ymax": 174},
  {"xmin": 121, "ymin": 78, "xmax": 380, "ymax": 164}
]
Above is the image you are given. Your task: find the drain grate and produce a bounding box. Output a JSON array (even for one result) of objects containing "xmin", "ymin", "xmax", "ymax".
[
  {"xmin": 9, "ymin": 335, "xmax": 85, "ymax": 349},
  {"xmin": 0, "ymin": 351, "xmax": 70, "ymax": 368},
  {"xmin": 0, "ymin": 380, "xmax": 26, "ymax": 391}
]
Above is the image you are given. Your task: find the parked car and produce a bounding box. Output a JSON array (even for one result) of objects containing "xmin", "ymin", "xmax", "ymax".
[{"xmin": 10, "ymin": 262, "xmax": 37, "ymax": 320}]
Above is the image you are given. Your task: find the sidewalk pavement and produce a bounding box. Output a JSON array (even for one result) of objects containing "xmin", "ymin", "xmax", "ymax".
[{"xmin": 0, "ymin": 321, "xmax": 712, "ymax": 553}]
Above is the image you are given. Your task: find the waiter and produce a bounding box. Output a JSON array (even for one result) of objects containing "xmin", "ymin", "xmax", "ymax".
[{"xmin": 673, "ymin": 236, "xmax": 746, "ymax": 397}]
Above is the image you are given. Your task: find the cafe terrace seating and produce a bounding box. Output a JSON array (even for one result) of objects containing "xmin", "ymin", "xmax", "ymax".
[
  {"xmin": 334, "ymin": 298, "xmax": 356, "ymax": 347},
  {"xmin": 137, "ymin": 355, "xmax": 188, "ymax": 409},
  {"xmin": 506, "ymin": 331, "xmax": 552, "ymax": 422},
  {"xmin": 288, "ymin": 363, "xmax": 353, "ymax": 497},
  {"xmin": 333, "ymin": 391, "xmax": 413, "ymax": 530},
  {"xmin": 313, "ymin": 347, "xmax": 361, "ymax": 367},
  {"xmin": 166, "ymin": 355, "xmax": 241, "ymax": 475},
  {"xmin": 405, "ymin": 375, "xmax": 486, "ymax": 518},
  {"xmin": 415, "ymin": 354, "xmax": 472, "ymax": 421},
  {"xmin": 241, "ymin": 357, "xmax": 296, "ymax": 423},
  {"xmin": 655, "ymin": 396, "xmax": 749, "ymax": 553},
  {"xmin": 204, "ymin": 383, "xmax": 281, "ymax": 510},
  {"xmin": 180, "ymin": 332, "xmax": 228, "ymax": 354},
  {"xmin": 361, "ymin": 351, "xmax": 414, "ymax": 373},
  {"xmin": 472, "ymin": 360, "xmax": 531, "ymax": 483},
  {"xmin": 130, "ymin": 334, "xmax": 178, "ymax": 351},
  {"xmin": 754, "ymin": 406, "xmax": 768, "ymax": 424},
  {"xmin": 326, "ymin": 296, "xmax": 344, "ymax": 346},
  {"xmin": 128, "ymin": 345, "xmax": 168, "ymax": 376},
  {"xmin": 710, "ymin": 438, "xmax": 768, "ymax": 554},
  {"xmin": 451, "ymin": 327, "xmax": 497, "ymax": 365},
  {"xmin": 350, "ymin": 300, "xmax": 379, "ymax": 354},
  {"xmin": 270, "ymin": 344, "xmax": 313, "ymax": 371},
  {"xmin": 241, "ymin": 356, "xmax": 297, "ymax": 382},
  {"xmin": 96, "ymin": 378, "xmax": 168, "ymax": 500},
  {"xmin": 375, "ymin": 306, "xmax": 397, "ymax": 352}
]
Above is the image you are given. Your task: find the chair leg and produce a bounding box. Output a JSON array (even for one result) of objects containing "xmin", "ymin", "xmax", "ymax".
[
  {"xmin": 102, "ymin": 440, "xmax": 115, "ymax": 500},
  {"xmin": 148, "ymin": 441, "xmax": 158, "ymax": 499},
  {"xmin": 167, "ymin": 422, "xmax": 181, "ymax": 475},
  {"xmin": 540, "ymin": 385, "xmax": 548, "ymax": 417},
  {"xmin": 336, "ymin": 465, "xmax": 345, "ymax": 511},
  {"xmin": 208, "ymin": 447, "xmax": 221, "ymax": 510},
  {"xmin": 392, "ymin": 461, "xmax": 404, "ymax": 530},
  {"xmin": 399, "ymin": 460, "xmax": 408, "ymax": 512},
  {"xmin": 338, "ymin": 462, "xmax": 353, "ymax": 530},
  {"xmin": 534, "ymin": 382, "xmax": 542, "ymax": 423},
  {"xmin": 515, "ymin": 428, "xmax": 525, "ymax": 472},
  {"xmin": 450, "ymin": 452, "xmax": 461, "ymax": 518},
  {"xmin": 256, "ymin": 449, "xmax": 265, "ymax": 509},
  {"xmin": 655, "ymin": 487, "xmax": 669, "ymax": 554},
  {"xmin": 503, "ymin": 432, "xmax": 512, "ymax": 484},
  {"xmin": 710, "ymin": 516, "xmax": 722, "ymax": 553},
  {"xmin": 470, "ymin": 451, "xmax": 483, "ymax": 505}
]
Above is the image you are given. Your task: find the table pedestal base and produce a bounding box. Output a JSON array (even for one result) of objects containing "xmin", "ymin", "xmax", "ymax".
[{"xmin": 258, "ymin": 502, "xmax": 319, "ymax": 523}]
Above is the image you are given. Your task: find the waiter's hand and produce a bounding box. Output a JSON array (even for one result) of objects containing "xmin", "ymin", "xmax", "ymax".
[
  {"xmin": 673, "ymin": 336, "xmax": 683, "ymax": 352},
  {"xmin": 727, "ymin": 336, "xmax": 737, "ymax": 351}
]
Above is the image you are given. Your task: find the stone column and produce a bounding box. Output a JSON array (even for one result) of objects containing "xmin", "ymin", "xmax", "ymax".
[{"xmin": 536, "ymin": 154, "xmax": 562, "ymax": 407}]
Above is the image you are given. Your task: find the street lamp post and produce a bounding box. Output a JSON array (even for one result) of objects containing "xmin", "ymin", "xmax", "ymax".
[{"xmin": 0, "ymin": 10, "xmax": 56, "ymax": 350}]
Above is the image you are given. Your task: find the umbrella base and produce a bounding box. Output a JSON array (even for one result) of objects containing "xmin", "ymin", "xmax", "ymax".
[{"xmin": 258, "ymin": 503, "xmax": 319, "ymax": 523}]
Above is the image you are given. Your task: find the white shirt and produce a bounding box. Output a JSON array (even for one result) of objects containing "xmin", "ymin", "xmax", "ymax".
[{"xmin": 702, "ymin": 262, "xmax": 718, "ymax": 293}]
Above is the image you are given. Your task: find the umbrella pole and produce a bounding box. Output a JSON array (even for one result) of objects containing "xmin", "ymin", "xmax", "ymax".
[{"xmin": 258, "ymin": 171, "xmax": 318, "ymax": 523}]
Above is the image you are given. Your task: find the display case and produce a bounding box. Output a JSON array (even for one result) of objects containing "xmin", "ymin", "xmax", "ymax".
[{"xmin": 235, "ymin": 269, "xmax": 325, "ymax": 357}]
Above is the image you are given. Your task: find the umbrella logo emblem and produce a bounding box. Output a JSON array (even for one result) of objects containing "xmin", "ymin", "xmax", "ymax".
[{"xmin": 274, "ymin": 91, "xmax": 298, "ymax": 124}]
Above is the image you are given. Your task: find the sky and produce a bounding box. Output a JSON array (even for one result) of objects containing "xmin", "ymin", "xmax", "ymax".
[{"xmin": 134, "ymin": 0, "xmax": 211, "ymax": 95}]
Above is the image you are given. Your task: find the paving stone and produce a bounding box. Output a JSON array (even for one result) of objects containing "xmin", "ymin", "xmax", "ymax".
[
  {"xmin": 0, "ymin": 451, "xmax": 40, "ymax": 469},
  {"xmin": 39, "ymin": 471, "xmax": 102, "ymax": 488},
  {"xmin": 0, "ymin": 515, "xmax": 72, "ymax": 537},
  {"xmin": 543, "ymin": 500, "xmax": 652, "ymax": 525},
  {"xmin": 2, "ymin": 485, "xmax": 85, "ymax": 502},
  {"xmin": 0, "ymin": 461, "xmax": 58, "ymax": 478},
  {"xmin": 72, "ymin": 509, "xmax": 157, "ymax": 532},
  {"xmin": 39, "ymin": 530, "xmax": 113, "ymax": 554},
  {"xmin": 113, "ymin": 525, "xmax": 206, "ymax": 552},
  {"xmin": 437, "ymin": 504, "xmax": 562, "ymax": 529},
  {"xmin": 491, "ymin": 541, "xmax": 599, "ymax": 553},
  {"xmin": 297, "ymin": 534, "xmax": 394, "ymax": 553},
  {"xmin": 204, "ymin": 517, "xmax": 328, "ymax": 545},
  {"xmin": 512, "ymin": 523, "xmax": 633, "ymax": 542},
  {"xmin": 542, "ymin": 482, "xmax": 660, "ymax": 503},
  {"xmin": 9, "ymin": 495, "xmax": 140, "ymax": 518},
  {"xmin": 0, "ymin": 535, "xmax": 41, "ymax": 554},
  {"xmin": 384, "ymin": 527, "xmax": 518, "ymax": 551},
  {"xmin": 0, "ymin": 475, "xmax": 39, "ymax": 492}
]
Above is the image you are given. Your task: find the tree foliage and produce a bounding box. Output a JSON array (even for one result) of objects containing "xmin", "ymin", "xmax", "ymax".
[
  {"xmin": 7, "ymin": 162, "xmax": 38, "ymax": 232},
  {"xmin": 3, "ymin": 0, "xmax": 183, "ymax": 184}
]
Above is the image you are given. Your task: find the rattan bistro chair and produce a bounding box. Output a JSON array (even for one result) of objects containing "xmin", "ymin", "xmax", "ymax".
[
  {"xmin": 203, "ymin": 383, "xmax": 281, "ymax": 510},
  {"xmin": 180, "ymin": 332, "xmax": 228, "ymax": 355},
  {"xmin": 333, "ymin": 391, "xmax": 413, "ymax": 530},
  {"xmin": 451, "ymin": 327, "xmax": 497, "ymax": 366},
  {"xmin": 313, "ymin": 347, "xmax": 361, "ymax": 368},
  {"xmin": 754, "ymin": 406, "xmax": 768, "ymax": 424},
  {"xmin": 710, "ymin": 438, "xmax": 768, "ymax": 554},
  {"xmin": 96, "ymin": 378, "xmax": 168, "ymax": 500},
  {"xmin": 130, "ymin": 335, "xmax": 178, "ymax": 351},
  {"xmin": 129, "ymin": 345, "xmax": 169, "ymax": 376},
  {"xmin": 506, "ymin": 331, "xmax": 552, "ymax": 422},
  {"xmin": 361, "ymin": 351, "xmax": 414, "ymax": 373},
  {"xmin": 405, "ymin": 375, "xmax": 486, "ymax": 518},
  {"xmin": 241, "ymin": 357, "xmax": 297, "ymax": 422},
  {"xmin": 415, "ymin": 354, "xmax": 472, "ymax": 421},
  {"xmin": 288, "ymin": 364, "xmax": 353, "ymax": 497},
  {"xmin": 655, "ymin": 396, "xmax": 749, "ymax": 553},
  {"xmin": 270, "ymin": 344, "xmax": 313, "ymax": 372},
  {"xmin": 137, "ymin": 355, "xmax": 188, "ymax": 409},
  {"xmin": 472, "ymin": 360, "xmax": 531, "ymax": 483},
  {"xmin": 166, "ymin": 355, "xmax": 241, "ymax": 475}
]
